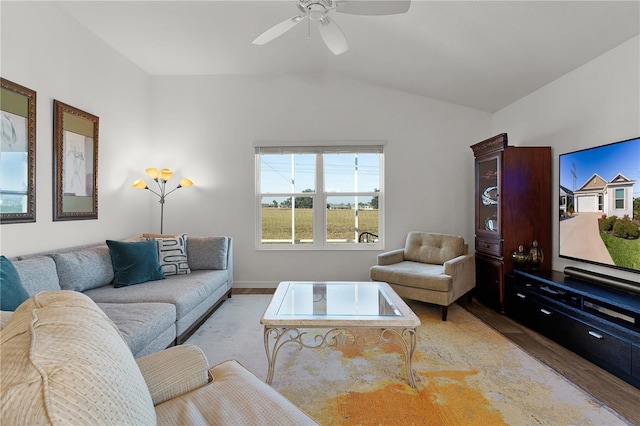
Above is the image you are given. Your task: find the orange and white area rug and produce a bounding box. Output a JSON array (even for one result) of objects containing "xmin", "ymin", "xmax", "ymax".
[{"xmin": 187, "ymin": 295, "xmax": 631, "ymax": 425}]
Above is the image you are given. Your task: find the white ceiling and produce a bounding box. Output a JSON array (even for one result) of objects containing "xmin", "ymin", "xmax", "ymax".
[{"xmin": 57, "ymin": 0, "xmax": 640, "ymax": 112}]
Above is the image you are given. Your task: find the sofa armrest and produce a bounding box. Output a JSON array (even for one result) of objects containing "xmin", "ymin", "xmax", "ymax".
[
  {"xmin": 443, "ymin": 253, "xmax": 475, "ymax": 283},
  {"xmin": 136, "ymin": 344, "xmax": 209, "ymax": 406},
  {"xmin": 377, "ymin": 248, "xmax": 405, "ymax": 266}
]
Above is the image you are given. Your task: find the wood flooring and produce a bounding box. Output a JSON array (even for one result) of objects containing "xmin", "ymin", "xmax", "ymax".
[{"xmin": 233, "ymin": 288, "xmax": 640, "ymax": 424}]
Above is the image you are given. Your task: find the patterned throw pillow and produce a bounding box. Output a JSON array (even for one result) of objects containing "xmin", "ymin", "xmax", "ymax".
[{"xmin": 153, "ymin": 234, "xmax": 191, "ymax": 276}]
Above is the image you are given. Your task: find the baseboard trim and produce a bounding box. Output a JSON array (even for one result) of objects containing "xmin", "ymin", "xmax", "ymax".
[{"xmin": 234, "ymin": 281, "xmax": 279, "ymax": 289}]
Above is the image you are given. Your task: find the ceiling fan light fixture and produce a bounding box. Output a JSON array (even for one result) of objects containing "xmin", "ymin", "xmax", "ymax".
[{"xmin": 307, "ymin": 4, "xmax": 327, "ymax": 21}]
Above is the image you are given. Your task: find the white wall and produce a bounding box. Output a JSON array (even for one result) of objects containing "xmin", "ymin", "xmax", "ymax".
[
  {"xmin": 0, "ymin": 2, "xmax": 153, "ymax": 256},
  {"xmin": 150, "ymin": 74, "xmax": 490, "ymax": 286},
  {"xmin": 3, "ymin": 3, "xmax": 636, "ymax": 287},
  {"xmin": 1, "ymin": 3, "xmax": 490, "ymax": 284},
  {"xmin": 493, "ymin": 35, "xmax": 640, "ymax": 283}
]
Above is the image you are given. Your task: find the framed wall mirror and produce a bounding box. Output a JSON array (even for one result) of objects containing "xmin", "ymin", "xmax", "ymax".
[
  {"xmin": 1, "ymin": 78, "xmax": 36, "ymax": 224},
  {"xmin": 53, "ymin": 100, "xmax": 99, "ymax": 221}
]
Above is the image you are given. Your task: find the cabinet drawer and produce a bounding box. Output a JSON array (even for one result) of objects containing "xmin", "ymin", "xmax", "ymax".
[
  {"xmin": 564, "ymin": 319, "xmax": 632, "ymax": 375},
  {"xmin": 530, "ymin": 301, "xmax": 567, "ymax": 340},
  {"xmin": 476, "ymin": 238, "xmax": 501, "ymax": 256}
]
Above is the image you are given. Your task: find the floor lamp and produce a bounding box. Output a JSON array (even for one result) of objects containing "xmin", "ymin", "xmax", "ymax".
[{"xmin": 132, "ymin": 168, "xmax": 193, "ymax": 234}]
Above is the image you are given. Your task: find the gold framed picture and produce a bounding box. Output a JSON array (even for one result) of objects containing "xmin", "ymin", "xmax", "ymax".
[{"xmin": 53, "ymin": 100, "xmax": 99, "ymax": 221}]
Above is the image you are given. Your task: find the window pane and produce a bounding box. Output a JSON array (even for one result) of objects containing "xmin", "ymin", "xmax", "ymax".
[
  {"xmin": 324, "ymin": 153, "xmax": 380, "ymax": 193},
  {"xmin": 615, "ymin": 189, "xmax": 624, "ymax": 209},
  {"xmin": 261, "ymin": 196, "xmax": 313, "ymax": 244},
  {"xmin": 294, "ymin": 200, "xmax": 313, "ymax": 244},
  {"xmin": 261, "ymin": 154, "xmax": 315, "ymax": 193},
  {"xmin": 326, "ymin": 196, "xmax": 379, "ymax": 244}
]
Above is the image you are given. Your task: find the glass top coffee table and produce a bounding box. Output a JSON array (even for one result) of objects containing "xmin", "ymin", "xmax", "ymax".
[{"xmin": 261, "ymin": 281, "xmax": 421, "ymax": 387}]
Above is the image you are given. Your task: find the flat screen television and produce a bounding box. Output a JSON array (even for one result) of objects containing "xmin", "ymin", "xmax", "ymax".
[{"xmin": 559, "ymin": 136, "xmax": 640, "ymax": 276}]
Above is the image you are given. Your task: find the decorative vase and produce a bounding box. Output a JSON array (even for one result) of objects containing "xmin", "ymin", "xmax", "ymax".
[
  {"xmin": 512, "ymin": 244, "xmax": 531, "ymax": 268},
  {"xmin": 529, "ymin": 240, "xmax": 544, "ymax": 269}
]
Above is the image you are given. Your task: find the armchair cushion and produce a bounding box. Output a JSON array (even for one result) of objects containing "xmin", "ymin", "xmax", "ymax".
[
  {"xmin": 370, "ymin": 261, "xmax": 452, "ymax": 292},
  {"xmin": 0, "ymin": 291, "xmax": 156, "ymax": 425},
  {"xmin": 137, "ymin": 344, "xmax": 209, "ymax": 406},
  {"xmin": 404, "ymin": 232, "xmax": 466, "ymax": 265}
]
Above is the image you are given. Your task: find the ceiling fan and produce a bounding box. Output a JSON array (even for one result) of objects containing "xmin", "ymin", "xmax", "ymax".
[{"xmin": 252, "ymin": 0, "xmax": 411, "ymax": 55}]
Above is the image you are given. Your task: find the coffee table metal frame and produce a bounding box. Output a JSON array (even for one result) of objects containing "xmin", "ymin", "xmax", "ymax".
[{"xmin": 260, "ymin": 281, "xmax": 421, "ymax": 387}]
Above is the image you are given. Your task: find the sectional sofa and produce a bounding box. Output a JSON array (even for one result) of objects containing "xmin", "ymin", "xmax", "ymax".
[{"xmin": 6, "ymin": 234, "xmax": 233, "ymax": 358}]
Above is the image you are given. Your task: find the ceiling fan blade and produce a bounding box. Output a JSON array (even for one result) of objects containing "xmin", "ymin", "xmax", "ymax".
[
  {"xmin": 252, "ymin": 15, "xmax": 305, "ymax": 45},
  {"xmin": 318, "ymin": 17, "xmax": 349, "ymax": 55},
  {"xmin": 335, "ymin": 0, "xmax": 411, "ymax": 15}
]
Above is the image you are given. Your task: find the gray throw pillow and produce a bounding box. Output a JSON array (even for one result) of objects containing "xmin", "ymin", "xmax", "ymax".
[
  {"xmin": 187, "ymin": 236, "xmax": 228, "ymax": 270},
  {"xmin": 12, "ymin": 256, "xmax": 61, "ymax": 296},
  {"xmin": 52, "ymin": 246, "xmax": 114, "ymax": 292}
]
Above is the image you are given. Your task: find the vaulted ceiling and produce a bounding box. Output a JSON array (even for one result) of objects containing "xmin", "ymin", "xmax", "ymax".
[{"xmin": 57, "ymin": 1, "xmax": 640, "ymax": 112}]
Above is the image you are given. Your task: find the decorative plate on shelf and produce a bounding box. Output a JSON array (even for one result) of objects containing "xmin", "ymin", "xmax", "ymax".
[
  {"xmin": 485, "ymin": 216, "xmax": 498, "ymax": 231},
  {"xmin": 482, "ymin": 186, "xmax": 498, "ymax": 205}
]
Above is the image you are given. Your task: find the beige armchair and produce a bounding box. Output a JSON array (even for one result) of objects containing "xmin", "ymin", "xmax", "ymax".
[{"xmin": 370, "ymin": 232, "xmax": 475, "ymax": 321}]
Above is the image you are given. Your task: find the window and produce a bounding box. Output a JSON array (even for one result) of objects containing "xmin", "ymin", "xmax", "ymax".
[
  {"xmin": 255, "ymin": 143, "xmax": 384, "ymax": 249},
  {"xmin": 615, "ymin": 188, "xmax": 625, "ymax": 209}
]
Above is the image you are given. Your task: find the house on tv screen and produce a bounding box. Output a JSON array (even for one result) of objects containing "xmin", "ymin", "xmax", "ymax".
[{"xmin": 572, "ymin": 173, "xmax": 636, "ymax": 218}]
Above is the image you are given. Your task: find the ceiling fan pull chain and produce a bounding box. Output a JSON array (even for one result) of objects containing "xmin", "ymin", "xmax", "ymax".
[{"xmin": 307, "ymin": 13, "xmax": 311, "ymax": 39}]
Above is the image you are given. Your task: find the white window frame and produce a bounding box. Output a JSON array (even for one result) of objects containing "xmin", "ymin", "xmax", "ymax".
[{"xmin": 254, "ymin": 141, "xmax": 385, "ymax": 250}]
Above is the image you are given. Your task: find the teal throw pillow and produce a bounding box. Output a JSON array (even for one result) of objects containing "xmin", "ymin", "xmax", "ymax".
[
  {"xmin": 106, "ymin": 240, "xmax": 165, "ymax": 288},
  {"xmin": 1, "ymin": 255, "xmax": 30, "ymax": 311}
]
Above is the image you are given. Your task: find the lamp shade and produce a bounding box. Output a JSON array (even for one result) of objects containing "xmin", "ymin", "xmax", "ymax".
[
  {"xmin": 160, "ymin": 168, "xmax": 174, "ymax": 181},
  {"xmin": 145, "ymin": 168, "xmax": 160, "ymax": 179},
  {"xmin": 179, "ymin": 177, "xmax": 193, "ymax": 188},
  {"xmin": 131, "ymin": 179, "xmax": 148, "ymax": 189}
]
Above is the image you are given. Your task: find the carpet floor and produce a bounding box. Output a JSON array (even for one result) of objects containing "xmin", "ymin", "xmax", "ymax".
[{"xmin": 186, "ymin": 295, "xmax": 630, "ymax": 425}]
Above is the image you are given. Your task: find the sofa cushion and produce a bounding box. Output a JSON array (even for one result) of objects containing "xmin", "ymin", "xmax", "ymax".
[
  {"xmin": 52, "ymin": 245, "xmax": 114, "ymax": 292},
  {"xmin": 97, "ymin": 301, "xmax": 176, "ymax": 358},
  {"xmin": 187, "ymin": 236, "xmax": 228, "ymax": 270},
  {"xmin": 107, "ymin": 239, "xmax": 165, "ymax": 288},
  {"xmin": 0, "ymin": 256, "xmax": 29, "ymax": 311},
  {"xmin": 0, "ymin": 291, "xmax": 156, "ymax": 424},
  {"xmin": 85, "ymin": 270, "xmax": 227, "ymax": 325},
  {"xmin": 11, "ymin": 256, "xmax": 61, "ymax": 295},
  {"xmin": 404, "ymin": 232, "xmax": 465, "ymax": 265},
  {"xmin": 152, "ymin": 233, "xmax": 191, "ymax": 276}
]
